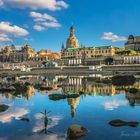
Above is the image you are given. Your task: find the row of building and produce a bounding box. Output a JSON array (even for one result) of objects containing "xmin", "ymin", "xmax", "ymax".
[
  {"xmin": 0, "ymin": 25, "xmax": 140, "ymax": 66},
  {"xmin": 0, "ymin": 44, "xmax": 60, "ymax": 63},
  {"xmin": 61, "ymin": 26, "xmax": 140, "ymax": 65}
]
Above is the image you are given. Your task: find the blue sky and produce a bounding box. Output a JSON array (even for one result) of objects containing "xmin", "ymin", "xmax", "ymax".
[{"xmin": 0, "ymin": 0, "xmax": 140, "ymax": 52}]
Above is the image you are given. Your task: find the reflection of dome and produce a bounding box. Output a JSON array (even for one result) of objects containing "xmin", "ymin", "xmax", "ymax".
[
  {"xmin": 26, "ymin": 86, "xmax": 35, "ymax": 99},
  {"xmin": 68, "ymin": 97, "xmax": 80, "ymax": 118},
  {"xmin": 128, "ymin": 35, "xmax": 134, "ymax": 39}
]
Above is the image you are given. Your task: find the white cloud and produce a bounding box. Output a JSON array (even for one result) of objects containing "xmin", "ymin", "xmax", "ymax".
[
  {"xmin": 0, "ymin": 22, "xmax": 29, "ymax": 43},
  {"xmin": 33, "ymin": 25, "xmax": 45, "ymax": 31},
  {"xmin": 3, "ymin": 0, "xmax": 68, "ymax": 11},
  {"xmin": 17, "ymin": 134, "xmax": 66, "ymax": 140},
  {"xmin": 33, "ymin": 113, "xmax": 63, "ymax": 133},
  {"xmin": 57, "ymin": 0, "xmax": 68, "ymax": 9},
  {"xmin": 0, "ymin": 22, "xmax": 29, "ymax": 36},
  {"xmin": 0, "ymin": 34, "xmax": 11, "ymax": 42},
  {"xmin": 101, "ymin": 32, "xmax": 127, "ymax": 42},
  {"xmin": 0, "ymin": 108, "xmax": 29, "ymax": 123},
  {"xmin": 42, "ymin": 22, "xmax": 61, "ymax": 28},
  {"xmin": 0, "ymin": 0, "xmax": 3, "ymax": 6},
  {"xmin": 30, "ymin": 11, "xmax": 57, "ymax": 22},
  {"xmin": 30, "ymin": 11, "xmax": 61, "ymax": 31},
  {"xmin": 104, "ymin": 100, "xmax": 128, "ymax": 110}
]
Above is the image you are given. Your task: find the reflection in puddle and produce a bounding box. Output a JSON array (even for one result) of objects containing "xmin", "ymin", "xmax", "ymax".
[
  {"xmin": 15, "ymin": 134, "xmax": 66, "ymax": 140},
  {"xmin": 68, "ymin": 97, "xmax": 80, "ymax": 118},
  {"xmin": 104, "ymin": 100, "xmax": 128, "ymax": 110},
  {"xmin": 33, "ymin": 114, "xmax": 63, "ymax": 133},
  {"xmin": 0, "ymin": 108, "xmax": 29, "ymax": 123},
  {"xmin": 0, "ymin": 75, "xmax": 140, "ymax": 140}
]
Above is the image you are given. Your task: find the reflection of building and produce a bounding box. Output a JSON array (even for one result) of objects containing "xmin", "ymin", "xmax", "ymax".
[
  {"xmin": 126, "ymin": 92, "xmax": 140, "ymax": 106},
  {"xmin": 26, "ymin": 85, "xmax": 35, "ymax": 100},
  {"xmin": 68, "ymin": 97, "xmax": 80, "ymax": 118},
  {"xmin": 0, "ymin": 44, "xmax": 34, "ymax": 62},
  {"xmin": 63, "ymin": 77, "xmax": 83, "ymax": 93},
  {"xmin": 33, "ymin": 50, "xmax": 60, "ymax": 62},
  {"xmin": 125, "ymin": 35, "xmax": 140, "ymax": 51},
  {"xmin": 123, "ymin": 80, "xmax": 140, "ymax": 90},
  {"xmin": 119, "ymin": 81, "xmax": 140, "ymax": 106},
  {"xmin": 62, "ymin": 77, "xmax": 118, "ymax": 96}
]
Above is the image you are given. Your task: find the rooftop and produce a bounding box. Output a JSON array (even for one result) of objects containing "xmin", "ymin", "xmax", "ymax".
[{"xmin": 65, "ymin": 45, "xmax": 118, "ymax": 52}]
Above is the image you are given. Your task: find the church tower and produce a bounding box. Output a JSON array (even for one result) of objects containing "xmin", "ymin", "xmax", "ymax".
[
  {"xmin": 61, "ymin": 43, "xmax": 65, "ymax": 51},
  {"xmin": 66, "ymin": 26, "xmax": 79, "ymax": 49}
]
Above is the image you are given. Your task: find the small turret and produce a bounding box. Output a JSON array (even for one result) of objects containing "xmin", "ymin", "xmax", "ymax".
[
  {"xmin": 128, "ymin": 35, "xmax": 134, "ymax": 40},
  {"xmin": 128, "ymin": 35, "xmax": 134, "ymax": 43},
  {"xmin": 61, "ymin": 43, "xmax": 65, "ymax": 51},
  {"xmin": 70, "ymin": 25, "xmax": 75, "ymax": 37}
]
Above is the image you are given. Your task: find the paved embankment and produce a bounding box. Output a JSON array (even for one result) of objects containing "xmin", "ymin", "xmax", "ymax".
[
  {"xmin": 0, "ymin": 67, "xmax": 111, "ymax": 76},
  {"xmin": 1, "ymin": 64, "xmax": 140, "ymax": 76},
  {"xmin": 102, "ymin": 64, "xmax": 140, "ymax": 74},
  {"xmin": 0, "ymin": 67, "xmax": 96, "ymax": 76}
]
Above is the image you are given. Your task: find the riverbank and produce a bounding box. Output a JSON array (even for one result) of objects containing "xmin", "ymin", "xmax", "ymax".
[
  {"xmin": 0, "ymin": 66, "xmax": 111, "ymax": 76},
  {"xmin": 0, "ymin": 64, "xmax": 140, "ymax": 76}
]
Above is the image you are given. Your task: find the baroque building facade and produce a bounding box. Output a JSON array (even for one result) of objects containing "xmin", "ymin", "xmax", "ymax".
[
  {"xmin": 61, "ymin": 26, "xmax": 121, "ymax": 66},
  {"xmin": 0, "ymin": 44, "xmax": 35, "ymax": 63},
  {"xmin": 33, "ymin": 50, "xmax": 60, "ymax": 62},
  {"xmin": 62, "ymin": 45, "xmax": 120, "ymax": 60},
  {"xmin": 66, "ymin": 26, "xmax": 79, "ymax": 49},
  {"xmin": 125, "ymin": 35, "xmax": 140, "ymax": 51}
]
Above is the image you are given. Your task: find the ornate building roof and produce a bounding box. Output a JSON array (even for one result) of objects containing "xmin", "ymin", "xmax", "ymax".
[
  {"xmin": 64, "ymin": 45, "xmax": 119, "ymax": 52},
  {"xmin": 66, "ymin": 26, "xmax": 79, "ymax": 49},
  {"xmin": 128, "ymin": 35, "xmax": 134, "ymax": 39}
]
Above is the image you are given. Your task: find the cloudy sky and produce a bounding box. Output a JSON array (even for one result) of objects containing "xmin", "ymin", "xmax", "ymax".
[{"xmin": 0, "ymin": 0, "xmax": 140, "ymax": 52}]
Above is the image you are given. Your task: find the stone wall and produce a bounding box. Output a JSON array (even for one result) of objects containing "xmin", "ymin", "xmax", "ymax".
[{"xmin": 102, "ymin": 64, "xmax": 140, "ymax": 72}]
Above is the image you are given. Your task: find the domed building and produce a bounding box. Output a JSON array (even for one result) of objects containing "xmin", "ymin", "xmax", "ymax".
[
  {"xmin": 66, "ymin": 26, "xmax": 79, "ymax": 49},
  {"xmin": 125, "ymin": 35, "xmax": 140, "ymax": 51},
  {"xmin": 33, "ymin": 50, "xmax": 60, "ymax": 62},
  {"xmin": 61, "ymin": 26, "xmax": 121, "ymax": 66}
]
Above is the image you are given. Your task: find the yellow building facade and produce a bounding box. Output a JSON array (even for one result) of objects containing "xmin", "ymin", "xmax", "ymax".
[
  {"xmin": 61, "ymin": 46, "xmax": 121, "ymax": 60},
  {"xmin": 125, "ymin": 35, "xmax": 140, "ymax": 51},
  {"xmin": 61, "ymin": 26, "xmax": 121, "ymax": 61}
]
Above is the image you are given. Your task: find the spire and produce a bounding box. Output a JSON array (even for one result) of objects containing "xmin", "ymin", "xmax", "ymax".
[
  {"xmin": 61, "ymin": 42, "xmax": 65, "ymax": 51},
  {"xmin": 70, "ymin": 25, "xmax": 75, "ymax": 37},
  {"xmin": 70, "ymin": 25, "xmax": 74, "ymax": 30}
]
